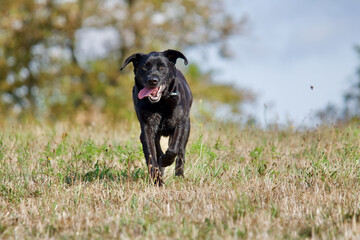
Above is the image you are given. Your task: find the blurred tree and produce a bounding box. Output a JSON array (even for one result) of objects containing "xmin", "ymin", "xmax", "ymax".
[
  {"xmin": 315, "ymin": 103, "xmax": 340, "ymax": 125},
  {"xmin": 0, "ymin": 0, "xmax": 249, "ymax": 122},
  {"xmin": 0, "ymin": 0, "xmax": 87, "ymax": 117},
  {"xmin": 344, "ymin": 45, "xmax": 360, "ymax": 120}
]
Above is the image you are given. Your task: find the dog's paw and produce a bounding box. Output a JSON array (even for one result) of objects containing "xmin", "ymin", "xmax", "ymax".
[
  {"xmin": 159, "ymin": 150, "xmax": 177, "ymax": 167},
  {"xmin": 148, "ymin": 166, "xmax": 164, "ymax": 186},
  {"xmin": 175, "ymin": 169, "xmax": 184, "ymax": 177},
  {"xmin": 154, "ymin": 177, "xmax": 164, "ymax": 187}
]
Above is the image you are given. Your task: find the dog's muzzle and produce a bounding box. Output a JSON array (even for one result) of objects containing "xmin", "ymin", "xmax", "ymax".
[{"xmin": 138, "ymin": 85, "xmax": 165, "ymax": 103}]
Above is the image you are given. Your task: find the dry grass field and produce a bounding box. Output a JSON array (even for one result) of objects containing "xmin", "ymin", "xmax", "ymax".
[{"xmin": 0, "ymin": 119, "xmax": 360, "ymax": 239}]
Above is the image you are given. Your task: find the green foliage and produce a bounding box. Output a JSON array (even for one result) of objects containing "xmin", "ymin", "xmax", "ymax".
[
  {"xmin": 249, "ymin": 146, "xmax": 268, "ymax": 176},
  {"xmin": 0, "ymin": 0, "xmax": 249, "ymax": 121},
  {"xmin": 67, "ymin": 161, "xmax": 146, "ymax": 184}
]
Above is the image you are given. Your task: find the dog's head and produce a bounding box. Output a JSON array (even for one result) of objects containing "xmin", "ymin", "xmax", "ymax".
[{"xmin": 120, "ymin": 49, "xmax": 188, "ymax": 103}]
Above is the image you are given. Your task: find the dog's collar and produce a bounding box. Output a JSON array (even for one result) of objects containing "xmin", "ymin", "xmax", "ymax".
[{"xmin": 169, "ymin": 79, "xmax": 179, "ymax": 97}]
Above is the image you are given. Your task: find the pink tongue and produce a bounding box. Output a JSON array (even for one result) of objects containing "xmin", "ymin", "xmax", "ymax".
[{"xmin": 138, "ymin": 87, "xmax": 158, "ymax": 99}]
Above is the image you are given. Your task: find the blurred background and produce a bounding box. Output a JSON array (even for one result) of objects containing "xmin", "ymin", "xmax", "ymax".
[{"xmin": 1, "ymin": 0, "xmax": 360, "ymax": 127}]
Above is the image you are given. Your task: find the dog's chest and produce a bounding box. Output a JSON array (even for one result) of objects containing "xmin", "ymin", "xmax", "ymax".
[
  {"xmin": 146, "ymin": 109, "xmax": 182, "ymax": 135},
  {"xmin": 159, "ymin": 115, "xmax": 177, "ymax": 134}
]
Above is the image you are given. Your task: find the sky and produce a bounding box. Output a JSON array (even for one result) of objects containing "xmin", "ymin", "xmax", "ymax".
[
  {"xmin": 75, "ymin": 0, "xmax": 360, "ymax": 127},
  {"xmin": 187, "ymin": 0, "xmax": 360, "ymax": 127}
]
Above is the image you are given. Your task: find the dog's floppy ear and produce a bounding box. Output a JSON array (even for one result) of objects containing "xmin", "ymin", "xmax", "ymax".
[
  {"xmin": 120, "ymin": 53, "xmax": 144, "ymax": 71},
  {"xmin": 163, "ymin": 49, "xmax": 188, "ymax": 65}
]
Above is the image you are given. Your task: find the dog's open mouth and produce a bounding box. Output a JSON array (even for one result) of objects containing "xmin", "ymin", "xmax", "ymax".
[{"xmin": 138, "ymin": 85, "xmax": 165, "ymax": 103}]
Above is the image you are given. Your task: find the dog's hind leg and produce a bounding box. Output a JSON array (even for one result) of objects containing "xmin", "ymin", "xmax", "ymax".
[
  {"xmin": 175, "ymin": 151, "xmax": 185, "ymax": 177},
  {"xmin": 175, "ymin": 119, "xmax": 190, "ymax": 177}
]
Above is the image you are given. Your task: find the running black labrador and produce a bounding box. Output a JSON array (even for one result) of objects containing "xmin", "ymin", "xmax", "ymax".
[{"xmin": 120, "ymin": 50, "xmax": 192, "ymax": 185}]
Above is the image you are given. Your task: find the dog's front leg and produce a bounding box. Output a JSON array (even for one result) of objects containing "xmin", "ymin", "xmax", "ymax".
[
  {"xmin": 155, "ymin": 134, "xmax": 165, "ymax": 176},
  {"xmin": 140, "ymin": 127, "xmax": 162, "ymax": 186},
  {"xmin": 159, "ymin": 121, "xmax": 187, "ymax": 168}
]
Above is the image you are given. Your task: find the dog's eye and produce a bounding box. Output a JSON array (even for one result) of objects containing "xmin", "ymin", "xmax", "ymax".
[{"xmin": 158, "ymin": 63, "xmax": 166, "ymax": 71}]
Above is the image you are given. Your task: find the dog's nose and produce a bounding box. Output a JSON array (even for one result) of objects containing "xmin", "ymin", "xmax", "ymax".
[{"xmin": 147, "ymin": 76, "xmax": 159, "ymax": 85}]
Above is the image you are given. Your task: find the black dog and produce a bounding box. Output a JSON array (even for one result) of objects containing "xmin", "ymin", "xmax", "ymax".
[{"xmin": 120, "ymin": 49, "xmax": 192, "ymax": 185}]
